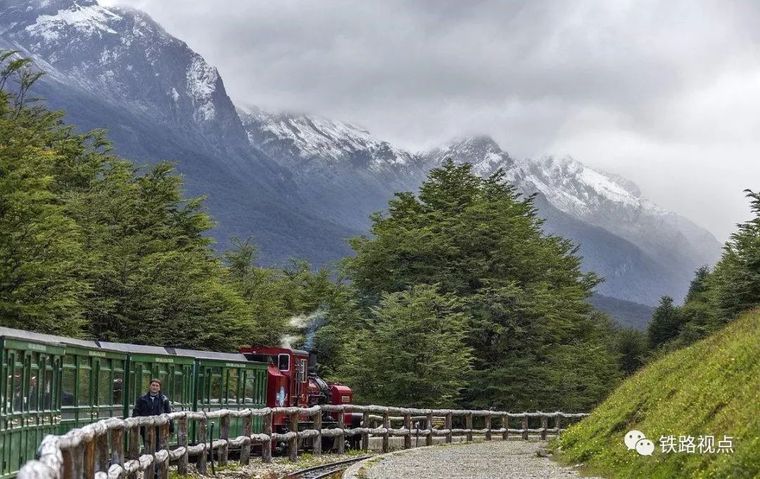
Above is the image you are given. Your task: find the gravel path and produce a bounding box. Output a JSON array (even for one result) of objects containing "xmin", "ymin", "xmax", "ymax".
[{"xmin": 348, "ymin": 440, "xmax": 601, "ymax": 479}]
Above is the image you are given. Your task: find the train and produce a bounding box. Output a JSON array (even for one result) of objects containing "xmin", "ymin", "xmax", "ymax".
[{"xmin": 0, "ymin": 326, "xmax": 357, "ymax": 479}]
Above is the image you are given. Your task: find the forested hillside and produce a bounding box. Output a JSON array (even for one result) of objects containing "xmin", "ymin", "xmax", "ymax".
[
  {"xmin": 0, "ymin": 52, "xmax": 682, "ymax": 414},
  {"xmin": 0, "ymin": 53, "xmax": 333, "ymax": 351}
]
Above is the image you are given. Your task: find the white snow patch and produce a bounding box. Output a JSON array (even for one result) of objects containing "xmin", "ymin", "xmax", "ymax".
[
  {"xmin": 186, "ymin": 54, "xmax": 218, "ymax": 121},
  {"xmin": 26, "ymin": 4, "xmax": 122, "ymax": 40},
  {"xmin": 242, "ymin": 109, "xmax": 411, "ymax": 167}
]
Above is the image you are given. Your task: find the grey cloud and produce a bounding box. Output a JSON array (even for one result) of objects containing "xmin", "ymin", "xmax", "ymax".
[{"xmin": 103, "ymin": 0, "xmax": 760, "ymax": 241}]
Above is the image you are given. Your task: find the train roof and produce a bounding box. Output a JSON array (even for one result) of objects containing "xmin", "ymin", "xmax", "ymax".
[
  {"xmin": 170, "ymin": 347, "xmax": 253, "ymax": 363},
  {"xmin": 97, "ymin": 341, "xmax": 171, "ymax": 355},
  {"xmin": 0, "ymin": 326, "xmax": 98, "ymax": 349}
]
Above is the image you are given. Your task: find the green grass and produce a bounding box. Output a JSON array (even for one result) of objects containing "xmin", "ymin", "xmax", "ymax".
[{"xmin": 555, "ymin": 310, "xmax": 760, "ymax": 478}]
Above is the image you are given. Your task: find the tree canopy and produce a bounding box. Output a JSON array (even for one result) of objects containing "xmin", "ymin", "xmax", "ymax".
[{"xmin": 338, "ymin": 160, "xmax": 619, "ymax": 410}]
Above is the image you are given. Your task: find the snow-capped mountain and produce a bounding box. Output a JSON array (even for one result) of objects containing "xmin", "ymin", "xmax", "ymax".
[
  {"xmin": 0, "ymin": 0, "xmax": 247, "ymax": 148},
  {"xmin": 0, "ymin": 0, "xmax": 722, "ymax": 313},
  {"xmin": 241, "ymin": 107, "xmax": 416, "ymax": 172},
  {"xmin": 239, "ymin": 108, "xmax": 422, "ymax": 230},
  {"xmin": 423, "ymin": 137, "xmax": 722, "ymax": 303},
  {"xmin": 0, "ymin": 0, "xmax": 358, "ymax": 265}
]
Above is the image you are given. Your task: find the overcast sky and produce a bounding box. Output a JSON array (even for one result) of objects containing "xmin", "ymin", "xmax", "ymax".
[{"xmin": 102, "ymin": 0, "xmax": 760, "ymax": 242}]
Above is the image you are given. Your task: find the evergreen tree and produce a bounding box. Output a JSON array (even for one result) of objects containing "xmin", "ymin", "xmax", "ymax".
[
  {"xmin": 343, "ymin": 160, "xmax": 619, "ymax": 410},
  {"xmin": 343, "ymin": 285, "xmax": 472, "ymax": 408},
  {"xmin": 710, "ymin": 190, "xmax": 760, "ymax": 321},
  {"xmin": 0, "ymin": 52, "xmax": 254, "ymax": 350},
  {"xmin": 647, "ymin": 296, "xmax": 682, "ymax": 349},
  {"xmin": 614, "ymin": 328, "xmax": 648, "ymax": 375},
  {"xmin": 0, "ymin": 54, "xmax": 87, "ymax": 335}
]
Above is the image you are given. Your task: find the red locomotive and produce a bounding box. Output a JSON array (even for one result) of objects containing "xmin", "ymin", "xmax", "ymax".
[{"xmin": 240, "ymin": 345, "xmax": 360, "ymax": 442}]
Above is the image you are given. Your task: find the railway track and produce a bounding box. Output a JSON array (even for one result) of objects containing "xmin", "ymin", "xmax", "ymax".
[{"xmin": 283, "ymin": 456, "xmax": 371, "ymax": 479}]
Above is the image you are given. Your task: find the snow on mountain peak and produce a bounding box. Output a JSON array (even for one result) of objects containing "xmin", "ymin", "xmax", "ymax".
[
  {"xmin": 186, "ymin": 54, "xmax": 218, "ymax": 121},
  {"xmin": 25, "ymin": 2, "xmax": 121, "ymax": 41},
  {"xmin": 240, "ymin": 108, "xmax": 413, "ymax": 169}
]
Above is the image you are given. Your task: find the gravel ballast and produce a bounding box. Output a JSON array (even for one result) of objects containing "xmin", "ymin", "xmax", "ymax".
[{"xmin": 346, "ymin": 440, "xmax": 602, "ymax": 479}]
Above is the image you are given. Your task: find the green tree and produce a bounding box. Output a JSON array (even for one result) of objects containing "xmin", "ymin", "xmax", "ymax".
[
  {"xmin": 0, "ymin": 51, "xmax": 253, "ymax": 350},
  {"xmin": 614, "ymin": 328, "xmax": 649, "ymax": 375},
  {"xmin": 343, "ymin": 160, "xmax": 619, "ymax": 410},
  {"xmin": 647, "ymin": 296, "xmax": 682, "ymax": 349},
  {"xmin": 0, "ymin": 54, "xmax": 87, "ymax": 335},
  {"xmin": 343, "ymin": 285, "xmax": 472, "ymax": 408},
  {"xmin": 710, "ymin": 190, "xmax": 760, "ymax": 321}
]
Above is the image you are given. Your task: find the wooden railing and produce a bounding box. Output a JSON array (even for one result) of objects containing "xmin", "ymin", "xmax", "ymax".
[{"xmin": 18, "ymin": 406, "xmax": 588, "ymax": 479}]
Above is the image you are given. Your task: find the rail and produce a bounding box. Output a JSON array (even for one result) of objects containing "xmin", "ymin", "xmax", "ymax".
[{"xmin": 18, "ymin": 406, "xmax": 588, "ymax": 479}]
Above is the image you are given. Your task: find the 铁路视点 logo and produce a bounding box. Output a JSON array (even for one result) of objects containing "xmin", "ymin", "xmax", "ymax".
[{"xmin": 625, "ymin": 430, "xmax": 734, "ymax": 456}]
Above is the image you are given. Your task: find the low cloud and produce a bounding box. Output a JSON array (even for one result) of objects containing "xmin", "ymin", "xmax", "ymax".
[{"xmin": 103, "ymin": 0, "xmax": 760, "ymax": 241}]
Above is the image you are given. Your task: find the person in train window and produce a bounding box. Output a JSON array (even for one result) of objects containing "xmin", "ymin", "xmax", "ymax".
[{"xmin": 132, "ymin": 378, "xmax": 173, "ymax": 448}]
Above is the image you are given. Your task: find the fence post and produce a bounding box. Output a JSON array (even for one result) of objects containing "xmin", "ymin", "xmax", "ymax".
[
  {"xmin": 71, "ymin": 444, "xmax": 84, "ymax": 479},
  {"xmin": 361, "ymin": 411, "xmax": 370, "ymax": 451},
  {"xmin": 502, "ymin": 413, "xmax": 509, "ymax": 441},
  {"xmin": 382, "ymin": 411, "xmax": 390, "ymax": 453},
  {"xmin": 288, "ymin": 411, "xmax": 298, "ymax": 462},
  {"xmin": 220, "ymin": 413, "xmax": 230, "ymax": 466},
  {"xmin": 466, "ymin": 413, "xmax": 473, "ymax": 442},
  {"xmin": 61, "ymin": 446, "xmax": 75, "ymax": 479},
  {"xmin": 146, "ymin": 423, "xmax": 158, "ymax": 479},
  {"xmin": 485, "ymin": 413, "xmax": 492, "ymax": 441},
  {"xmin": 178, "ymin": 415, "xmax": 189, "ymax": 475},
  {"xmin": 197, "ymin": 415, "xmax": 208, "ymax": 475},
  {"xmin": 262, "ymin": 411, "xmax": 273, "ymax": 463},
  {"xmin": 403, "ymin": 414, "xmax": 412, "ymax": 449},
  {"xmin": 541, "ymin": 415, "xmax": 548, "ymax": 440},
  {"xmin": 521, "ymin": 415, "xmax": 529, "ymax": 440},
  {"xmin": 110, "ymin": 425, "xmax": 125, "ymax": 474},
  {"xmin": 127, "ymin": 425, "xmax": 140, "ymax": 479},
  {"xmin": 445, "ymin": 412, "xmax": 453, "ymax": 444},
  {"xmin": 95, "ymin": 429, "xmax": 108, "ymax": 474},
  {"xmin": 337, "ymin": 409, "xmax": 345, "ymax": 454},
  {"xmin": 240, "ymin": 413, "xmax": 252, "ymax": 465},
  {"xmin": 555, "ymin": 413, "xmax": 562, "ymax": 436},
  {"xmin": 425, "ymin": 413, "xmax": 433, "ymax": 447},
  {"xmin": 159, "ymin": 420, "xmax": 169, "ymax": 479},
  {"xmin": 313, "ymin": 410, "xmax": 322, "ymax": 457}
]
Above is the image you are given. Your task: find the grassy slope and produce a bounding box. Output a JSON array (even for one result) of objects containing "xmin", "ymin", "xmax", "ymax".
[{"xmin": 556, "ymin": 310, "xmax": 760, "ymax": 478}]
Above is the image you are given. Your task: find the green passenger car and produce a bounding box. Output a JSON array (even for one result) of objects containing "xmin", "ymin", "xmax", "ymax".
[
  {"xmin": 0, "ymin": 328, "xmax": 65, "ymax": 479},
  {"xmin": 172, "ymin": 349, "xmax": 267, "ymax": 438},
  {"xmin": 58, "ymin": 339, "xmax": 128, "ymax": 433},
  {"xmin": 98, "ymin": 342, "xmax": 195, "ymax": 414},
  {"xmin": 0, "ymin": 327, "xmax": 270, "ymax": 479}
]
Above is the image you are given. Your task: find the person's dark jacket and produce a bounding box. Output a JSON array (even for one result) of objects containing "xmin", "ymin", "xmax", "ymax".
[
  {"xmin": 132, "ymin": 392, "xmax": 173, "ymax": 441},
  {"xmin": 133, "ymin": 392, "xmax": 171, "ymax": 418}
]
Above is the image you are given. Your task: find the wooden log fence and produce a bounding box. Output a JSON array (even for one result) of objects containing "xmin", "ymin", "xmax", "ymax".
[{"xmin": 18, "ymin": 406, "xmax": 588, "ymax": 479}]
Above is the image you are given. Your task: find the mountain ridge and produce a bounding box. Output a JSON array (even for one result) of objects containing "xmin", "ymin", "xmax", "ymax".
[{"xmin": 0, "ymin": 0, "xmax": 722, "ymax": 309}]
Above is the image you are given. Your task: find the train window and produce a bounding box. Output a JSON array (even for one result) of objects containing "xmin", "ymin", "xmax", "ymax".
[
  {"xmin": 226, "ymin": 369, "xmax": 237, "ymax": 403},
  {"xmin": 43, "ymin": 368, "xmax": 54, "ymax": 410},
  {"xmin": 278, "ymin": 354, "xmax": 290, "ymax": 372},
  {"xmin": 98, "ymin": 369, "xmax": 111, "ymax": 405},
  {"xmin": 112, "ymin": 372, "xmax": 124, "ymax": 406},
  {"xmin": 12, "ymin": 366, "xmax": 22, "ymax": 412},
  {"xmin": 244, "ymin": 373, "xmax": 255, "ymax": 403},
  {"xmin": 210, "ymin": 368, "xmax": 222, "ymax": 405},
  {"xmin": 29, "ymin": 370, "xmax": 39, "ymax": 411},
  {"xmin": 78, "ymin": 366, "xmax": 91, "ymax": 406},
  {"xmin": 61, "ymin": 367, "xmax": 75, "ymax": 406},
  {"xmin": 173, "ymin": 371, "xmax": 183, "ymax": 406}
]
